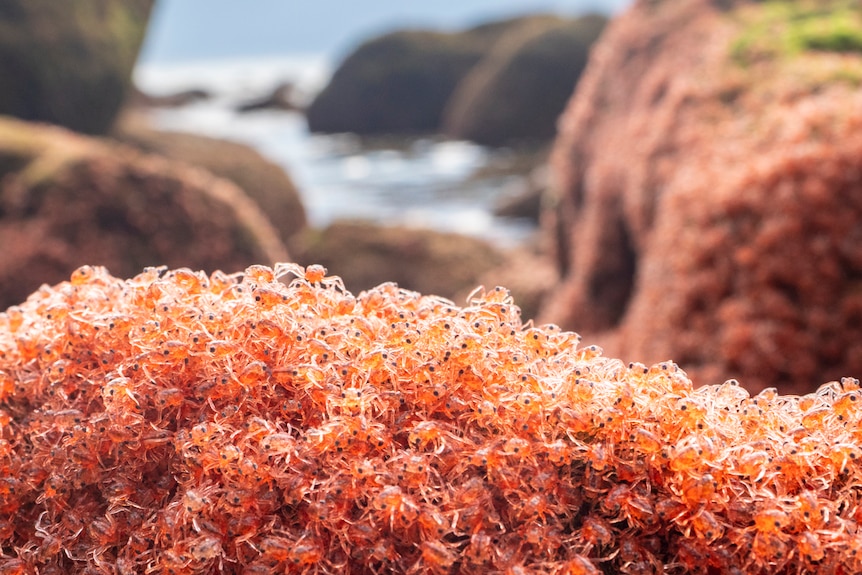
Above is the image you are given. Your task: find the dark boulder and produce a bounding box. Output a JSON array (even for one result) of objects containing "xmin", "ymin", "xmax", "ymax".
[
  {"xmin": 0, "ymin": 0, "xmax": 154, "ymax": 134},
  {"xmin": 129, "ymin": 87, "xmax": 212, "ymax": 108},
  {"xmin": 443, "ymin": 14, "xmax": 607, "ymax": 146},
  {"xmin": 237, "ymin": 82, "xmax": 300, "ymax": 113},
  {"xmin": 306, "ymin": 30, "xmax": 487, "ymax": 135},
  {"xmin": 306, "ymin": 16, "xmax": 562, "ymax": 136}
]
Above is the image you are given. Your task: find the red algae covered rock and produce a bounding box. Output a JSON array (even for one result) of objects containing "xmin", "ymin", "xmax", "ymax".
[
  {"xmin": 542, "ymin": 0, "xmax": 862, "ymax": 393},
  {"xmin": 3, "ymin": 264, "xmax": 862, "ymax": 573}
]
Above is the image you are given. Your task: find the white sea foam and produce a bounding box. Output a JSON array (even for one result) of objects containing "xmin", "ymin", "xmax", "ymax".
[{"xmin": 134, "ymin": 54, "xmax": 332, "ymax": 105}]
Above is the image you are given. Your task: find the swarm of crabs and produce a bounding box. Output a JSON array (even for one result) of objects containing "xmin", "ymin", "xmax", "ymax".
[{"xmin": 0, "ymin": 263, "xmax": 860, "ymax": 574}]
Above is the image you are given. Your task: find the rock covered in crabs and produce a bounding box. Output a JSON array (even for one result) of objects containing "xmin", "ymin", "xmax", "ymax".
[{"xmin": 0, "ymin": 263, "xmax": 861, "ymax": 574}]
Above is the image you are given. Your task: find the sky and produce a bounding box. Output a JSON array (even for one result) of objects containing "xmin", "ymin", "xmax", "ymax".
[{"xmin": 138, "ymin": 0, "xmax": 633, "ymax": 64}]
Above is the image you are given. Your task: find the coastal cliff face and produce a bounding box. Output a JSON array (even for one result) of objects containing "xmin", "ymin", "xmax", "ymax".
[{"xmin": 542, "ymin": 0, "xmax": 862, "ymax": 393}]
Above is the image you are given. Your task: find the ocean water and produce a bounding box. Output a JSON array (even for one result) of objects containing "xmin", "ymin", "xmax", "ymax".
[{"xmin": 133, "ymin": 56, "xmax": 539, "ymax": 246}]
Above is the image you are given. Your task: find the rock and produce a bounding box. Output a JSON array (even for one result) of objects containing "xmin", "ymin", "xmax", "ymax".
[
  {"xmin": 306, "ymin": 15, "xmax": 561, "ymax": 136},
  {"xmin": 7, "ymin": 263, "xmax": 862, "ymax": 574},
  {"xmin": 291, "ymin": 220, "xmax": 505, "ymax": 304},
  {"xmin": 0, "ymin": 116, "xmax": 288, "ymax": 310},
  {"xmin": 540, "ymin": 0, "xmax": 862, "ymax": 394},
  {"xmin": 493, "ymin": 182, "xmax": 543, "ymax": 221},
  {"xmin": 492, "ymin": 164, "xmax": 551, "ymax": 221},
  {"xmin": 306, "ymin": 31, "xmax": 486, "ymax": 135},
  {"xmin": 112, "ymin": 114, "xmax": 308, "ymax": 246},
  {"xmin": 444, "ymin": 14, "xmax": 607, "ymax": 147},
  {"xmin": 477, "ymin": 241, "xmax": 558, "ymax": 322},
  {"xmin": 128, "ymin": 86, "xmax": 212, "ymax": 108},
  {"xmin": 0, "ymin": 0, "xmax": 154, "ymax": 134},
  {"xmin": 236, "ymin": 82, "xmax": 299, "ymax": 113},
  {"xmin": 292, "ymin": 219, "xmax": 556, "ymax": 320}
]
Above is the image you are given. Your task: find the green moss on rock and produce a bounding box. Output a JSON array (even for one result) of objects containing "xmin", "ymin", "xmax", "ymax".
[
  {"xmin": 543, "ymin": 0, "xmax": 862, "ymax": 393},
  {"xmin": 0, "ymin": 0, "xmax": 153, "ymax": 135},
  {"xmin": 732, "ymin": 0, "xmax": 862, "ymax": 65}
]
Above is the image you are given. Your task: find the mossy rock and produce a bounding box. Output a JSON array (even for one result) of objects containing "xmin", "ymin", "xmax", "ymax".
[
  {"xmin": 306, "ymin": 31, "xmax": 485, "ymax": 135},
  {"xmin": 306, "ymin": 15, "xmax": 563, "ymax": 136},
  {"xmin": 290, "ymin": 220, "xmax": 505, "ymax": 303},
  {"xmin": 0, "ymin": 116, "xmax": 288, "ymax": 310},
  {"xmin": 444, "ymin": 14, "xmax": 607, "ymax": 146},
  {"xmin": 721, "ymin": 0, "xmax": 862, "ymax": 90},
  {"xmin": 0, "ymin": 1, "xmax": 153, "ymax": 135},
  {"xmin": 113, "ymin": 116, "xmax": 308, "ymax": 245},
  {"xmin": 731, "ymin": 0, "xmax": 862, "ymax": 65}
]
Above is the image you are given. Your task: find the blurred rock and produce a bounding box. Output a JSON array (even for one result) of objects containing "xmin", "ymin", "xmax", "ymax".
[
  {"xmin": 0, "ymin": 116, "xmax": 288, "ymax": 310},
  {"xmin": 478, "ymin": 241, "xmax": 558, "ymax": 322},
  {"xmin": 306, "ymin": 31, "xmax": 485, "ymax": 135},
  {"xmin": 290, "ymin": 220, "xmax": 505, "ymax": 304},
  {"xmin": 0, "ymin": 0, "xmax": 153, "ymax": 134},
  {"xmin": 306, "ymin": 15, "xmax": 562, "ymax": 136},
  {"xmin": 113, "ymin": 114, "xmax": 308, "ymax": 246},
  {"xmin": 237, "ymin": 82, "xmax": 300, "ymax": 113},
  {"xmin": 128, "ymin": 86, "xmax": 212, "ymax": 108},
  {"xmin": 443, "ymin": 14, "xmax": 607, "ymax": 146},
  {"xmin": 541, "ymin": 0, "xmax": 862, "ymax": 393},
  {"xmin": 291, "ymin": 219, "xmax": 554, "ymax": 320},
  {"xmin": 493, "ymin": 164, "xmax": 550, "ymax": 222}
]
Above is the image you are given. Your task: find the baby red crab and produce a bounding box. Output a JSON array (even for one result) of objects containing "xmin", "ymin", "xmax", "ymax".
[
  {"xmin": 407, "ymin": 420, "xmax": 455, "ymax": 454},
  {"xmin": 372, "ymin": 485, "xmax": 420, "ymax": 530},
  {"xmin": 411, "ymin": 540, "xmax": 457, "ymax": 574},
  {"xmin": 304, "ymin": 264, "xmax": 327, "ymax": 284}
]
